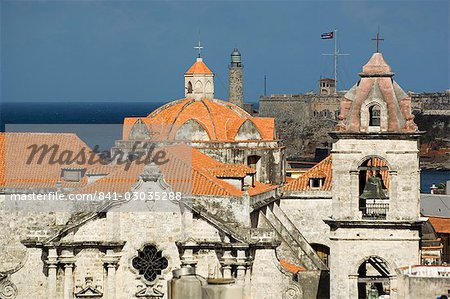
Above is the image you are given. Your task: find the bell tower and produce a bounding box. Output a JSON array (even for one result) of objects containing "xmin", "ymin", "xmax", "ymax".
[
  {"xmin": 184, "ymin": 44, "xmax": 214, "ymax": 101},
  {"xmin": 326, "ymin": 52, "xmax": 423, "ymax": 299}
]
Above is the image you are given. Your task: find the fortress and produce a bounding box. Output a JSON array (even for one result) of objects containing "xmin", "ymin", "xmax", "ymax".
[{"xmin": 259, "ymin": 81, "xmax": 450, "ymax": 158}]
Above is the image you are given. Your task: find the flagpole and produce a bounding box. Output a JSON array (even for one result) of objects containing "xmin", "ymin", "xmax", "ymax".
[
  {"xmin": 322, "ymin": 29, "xmax": 348, "ymax": 95},
  {"xmin": 334, "ymin": 29, "xmax": 338, "ymax": 95}
]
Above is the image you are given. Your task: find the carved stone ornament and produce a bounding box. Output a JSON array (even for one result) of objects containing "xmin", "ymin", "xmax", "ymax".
[
  {"xmin": 282, "ymin": 283, "xmax": 303, "ymax": 299},
  {"xmin": 135, "ymin": 284, "xmax": 164, "ymax": 298},
  {"xmin": 74, "ymin": 276, "xmax": 103, "ymax": 298},
  {"xmin": 0, "ymin": 275, "xmax": 18, "ymax": 299}
]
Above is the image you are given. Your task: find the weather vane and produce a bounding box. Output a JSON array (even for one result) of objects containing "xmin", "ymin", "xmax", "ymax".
[
  {"xmin": 371, "ymin": 31, "xmax": 384, "ymax": 53},
  {"xmin": 194, "ymin": 41, "xmax": 203, "ymax": 58}
]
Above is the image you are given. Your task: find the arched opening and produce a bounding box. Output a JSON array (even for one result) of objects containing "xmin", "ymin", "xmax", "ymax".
[
  {"xmin": 194, "ymin": 80, "xmax": 203, "ymax": 93},
  {"xmin": 357, "ymin": 256, "xmax": 391, "ymax": 299},
  {"xmin": 187, "ymin": 81, "xmax": 193, "ymax": 94},
  {"xmin": 205, "ymin": 80, "xmax": 212, "ymax": 93},
  {"xmin": 369, "ymin": 105, "xmax": 381, "ymax": 127},
  {"xmin": 247, "ymin": 155, "xmax": 261, "ymax": 181},
  {"xmin": 311, "ymin": 243, "xmax": 330, "ymax": 266},
  {"xmin": 358, "ymin": 157, "xmax": 390, "ymax": 219}
]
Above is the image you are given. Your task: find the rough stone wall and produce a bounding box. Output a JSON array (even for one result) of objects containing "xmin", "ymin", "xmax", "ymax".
[
  {"xmin": 329, "ymin": 234, "xmax": 420, "ymax": 299},
  {"xmin": 9, "ymin": 248, "xmax": 48, "ymax": 299},
  {"xmin": 250, "ymin": 249, "xmax": 293, "ymax": 299},
  {"xmin": 410, "ymin": 92, "xmax": 450, "ymax": 113},
  {"xmin": 229, "ymin": 67, "xmax": 244, "ymax": 108},
  {"xmin": 396, "ymin": 269, "xmax": 450, "ymax": 299},
  {"xmin": 280, "ymin": 198, "xmax": 332, "ymax": 248},
  {"xmin": 259, "ymin": 94, "xmax": 340, "ymax": 158},
  {"xmin": 331, "ymin": 138, "xmax": 420, "ymax": 220}
]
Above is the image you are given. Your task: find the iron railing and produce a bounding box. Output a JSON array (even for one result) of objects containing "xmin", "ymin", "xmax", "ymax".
[{"xmin": 360, "ymin": 202, "xmax": 389, "ymax": 219}]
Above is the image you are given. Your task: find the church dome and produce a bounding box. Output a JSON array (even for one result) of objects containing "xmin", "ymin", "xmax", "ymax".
[{"xmin": 123, "ymin": 98, "xmax": 275, "ymax": 142}]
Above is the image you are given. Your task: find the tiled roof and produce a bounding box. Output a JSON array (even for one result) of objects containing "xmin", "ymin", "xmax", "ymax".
[
  {"xmin": 428, "ymin": 217, "xmax": 450, "ymax": 234},
  {"xmin": 122, "ymin": 98, "xmax": 276, "ymax": 142},
  {"xmin": 284, "ymin": 156, "xmax": 332, "ymax": 191},
  {"xmin": 185, "ymin": 58, "xmax": 213, "ymax": 75},
  {"xmin": 279, "ymin": 259, "xmax": 306, "ymax": 274},
  {"xmin": 284, "ymin": 155, "xmax": 390, "ymax": 192},
  {"xmin": 75, "ymin": 145, "xmax": 277, "ymax": 197},
  {"xmin": 86, "ymin": 164, "xmax": 118, "ymax": 175},
  {"xmin": 0, "ymin": 133, "xmax": 276, "ymax": 197},
  {"xmin": 0, "ymin": 133, "xmax": 94, "ymax": 190}
]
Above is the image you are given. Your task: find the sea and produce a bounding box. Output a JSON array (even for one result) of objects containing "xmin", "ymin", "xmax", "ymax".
[{"xmin": 1, "ymin": 101, "xmax": 448, "ymax": 193}]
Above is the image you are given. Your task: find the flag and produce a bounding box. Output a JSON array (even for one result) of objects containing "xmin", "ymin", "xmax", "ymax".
[{"xmin": 321, "ymin": 32, "xmax": 334, "ymax": 39}]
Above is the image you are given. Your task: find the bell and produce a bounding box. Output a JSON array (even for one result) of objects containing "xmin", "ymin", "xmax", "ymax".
[{"xmin": 360, "ymin": 175, "xmax": 388, "ymax": 199}]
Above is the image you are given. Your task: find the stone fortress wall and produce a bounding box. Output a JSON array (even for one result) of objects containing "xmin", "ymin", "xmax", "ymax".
[{"xmin": 259, "ymin": 91, "xmax": 450, "ymax": 158}]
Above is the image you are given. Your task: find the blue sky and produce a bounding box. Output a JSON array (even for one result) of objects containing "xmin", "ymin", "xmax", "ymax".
[{"xmin": 1, "ymin": 0, "xmax": 449, "ymax": 103}]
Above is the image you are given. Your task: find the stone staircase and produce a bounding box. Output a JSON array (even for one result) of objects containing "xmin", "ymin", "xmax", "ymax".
[{"xmin": 259, "ymin": 202, "xmax": 328, "ymax": 271}]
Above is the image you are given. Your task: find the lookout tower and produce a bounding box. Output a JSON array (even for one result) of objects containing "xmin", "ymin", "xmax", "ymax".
[
  {"xmin": 319, "ymin": 78, "xmax": 336, "ymax": 96},
  {"xmin": 326, "ymin": 52, "xmax": 423, "ymax": 299},
  {"xmin": 229, "ymin": 48, "xmax": 244, "ymax": 108}
]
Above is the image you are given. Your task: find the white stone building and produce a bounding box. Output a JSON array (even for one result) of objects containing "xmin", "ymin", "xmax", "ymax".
[{"xmin": 0, "ymin": 51, "xmax": 444, "ymax": 299}]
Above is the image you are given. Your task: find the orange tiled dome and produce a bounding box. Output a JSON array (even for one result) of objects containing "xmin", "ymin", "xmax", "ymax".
[{"xmin": 123, "ymin": 98, "xmax": 275, "ymax": 142}]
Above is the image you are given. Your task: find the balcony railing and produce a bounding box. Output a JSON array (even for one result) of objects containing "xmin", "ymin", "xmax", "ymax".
[{"xmin": 360, "ymin": 202, "xmax": 389, "ymax": 219}]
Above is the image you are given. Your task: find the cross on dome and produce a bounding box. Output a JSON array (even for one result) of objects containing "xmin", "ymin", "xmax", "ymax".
[{"xmin": 194, "ymin": 41, "xmax": 204, "ymax": 58}]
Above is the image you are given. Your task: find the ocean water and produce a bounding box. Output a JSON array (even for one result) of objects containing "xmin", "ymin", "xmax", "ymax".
[{"xmin": 1, "ymin": 101, "xmax": 448, "ymax": 192}]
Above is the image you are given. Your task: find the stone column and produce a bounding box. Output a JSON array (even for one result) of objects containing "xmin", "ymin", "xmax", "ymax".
[
  {"xmin": 180, "ymin": 242, "xmax": 197, "ymax": 268},
  {"xmin": 243, "ymin": 256, "xmax": 253, "ymax": 299},
  {"xmin": 348, "ymin": 274, "xmax": 358, "ymax": 298},
  {"xmin": 221, "ymin": 250, "xmax": 235, "ymax": 279},
  {"xmin": 236, "ymin": 250, "xmax": 246, "ymax": 284},
  {"xmin": 46, "ymin": 248, "xmax": 58, "ymax": 299},
  {"xmin": 388, "ymin": 170, "xmax": 398, "ymax": 219},
  {"xmin": 349, "ymin": 170, "xmax": 360, "ymax": 219},
  {"xmin": 60, "ymin": 249, "xmax": 75, "ymax": 299},
  {"xmin": 103, "ymin": 249, "xmax": 120, "ymax": 299}
]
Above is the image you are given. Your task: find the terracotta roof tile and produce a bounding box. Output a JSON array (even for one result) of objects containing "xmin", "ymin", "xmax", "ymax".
[
  {"xmin": 122, "ymin": 98, "xmax": 275, "ymax": 142},
  {"xmin": 75, "ymin": 145, "xmax": 276, "ymax": 197},
  {"xmin": 428, "ymin": 217, "xmax": 450, "ymax": 234},
  {"xmin": 279, "ymin": 259, "xmax": 306, "ymax": 274},
  {"xmin": 284, "ymin": 156, "xmax": 390, "ymax": 192},
  {"xmin": 185, "ymin": 58, "xmax": 213, "ymax": 75},
  {"xmin": 0, "ymin": 132, "xmax": 95, "ymax": 191},
  {"xmin": 284, "ymin": 156, "xmax": 332, "ymax": 191}
]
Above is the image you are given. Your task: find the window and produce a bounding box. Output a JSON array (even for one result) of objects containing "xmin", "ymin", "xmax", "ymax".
[
  {"xmin": 187, "ymin": 81, "xmax": 193, "ymax": 94},
  {"xmin": 61, "ymin": 168, "xmax": 86, "ymax": 182},
  {"xmin": 311, "ymin": 244, "xmax": 330, "ymax": 266},
  {"xmin": 132, "ymin": 245, "xmax": 168, "ymax": 283},
  {"xmin": 309, "ymin": 178, "xmax": 323, "ymax": 188},
  {"xmin": 247, "ymin": 155, "xmax": 261, "ymax": 181},
  {"xmin": 369, "ymin": 105, "xmax": 381, "ymax": 126}
]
